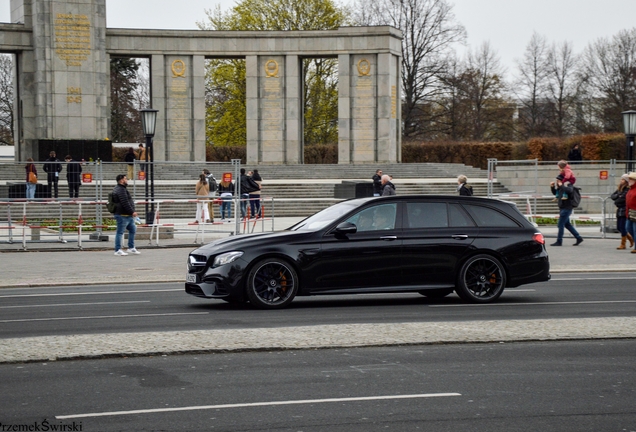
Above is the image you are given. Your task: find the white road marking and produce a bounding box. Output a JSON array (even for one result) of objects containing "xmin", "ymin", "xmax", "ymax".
[
  {"xmin": 0, "ymin": 301, "xmax": 150, "ymax": 309},
  {"xmin": 551, "ymin": 276, "xmax": 636, "ymax": 281},
  {"xmin": 0, "ymin": 312, "xmax": 208, "ymax": 323},
  {"xmin": 56, "ymin": 393, "xmax": 462, "ymax": 419},
  {"xmin": 0, "ymin": 289, "xmax": 181, "ymax": 298},
  {"xmin": 429, "ymin": 300, "xmax": 636, "ymax": 307}
]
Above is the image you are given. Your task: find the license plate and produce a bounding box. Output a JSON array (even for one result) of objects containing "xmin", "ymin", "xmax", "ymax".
[{"xmin": 186, "ymin": 273, "xmax": 197, "ymax": 283}]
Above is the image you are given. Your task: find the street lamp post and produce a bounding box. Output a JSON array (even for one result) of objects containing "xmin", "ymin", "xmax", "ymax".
[
  {"xmin": 140, "ymin": 109, "xmax": 158, "ymax": 224},
  {"xmin": 622, "ymin": 110, "xmax": 636, "ymax": 173}
]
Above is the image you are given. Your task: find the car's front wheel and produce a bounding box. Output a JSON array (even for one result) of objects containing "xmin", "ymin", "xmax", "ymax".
[
  {"xmin": 246, "ymin": 258, "xmax": 298, "ymax": 309},
  {"xmin": 455, "ymin": 254, "xmax": 506, "ymax": 303}
]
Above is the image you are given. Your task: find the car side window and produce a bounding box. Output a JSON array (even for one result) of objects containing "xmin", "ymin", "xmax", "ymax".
[
  {"xmin": 345, "ymin": 203, "xmax": 397, "ymax": 231},
  {"xmin": 406, "ymin": 202, "xmax": 448, "ymax": 228},
  {"xmin": 449, "ymin": 204, "xmax": 476, "ymax": 227},
  {"xmin": 462, "ymin": 204, "xmax": 519, "ymax": 227}
]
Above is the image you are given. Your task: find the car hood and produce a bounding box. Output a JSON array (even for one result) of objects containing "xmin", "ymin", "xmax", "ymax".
[{"xmin": 191, "ymin": 230, "xmax": 313, "ymax": 256}]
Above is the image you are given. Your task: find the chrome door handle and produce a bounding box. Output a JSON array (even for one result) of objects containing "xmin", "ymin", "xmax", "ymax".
[
  {"xmin": 452, "ymin": 235, "xmax": 469, "ymax": 240},
  {"xmin": 380, "ymin": 236, "xmax": 398, "ymax": 240}
]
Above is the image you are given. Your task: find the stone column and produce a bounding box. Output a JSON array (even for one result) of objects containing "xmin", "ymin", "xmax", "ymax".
[
  {"xmin": 247, "ymin": 55, "xmax": 297, "ymax": 165},
  {"xmin": 150, "ymin": 54, "xmax": 166, "ymax": 161},
  {"xmin": 337, "ymin": 54, "xmax": 351, "ymax": 164},
  {"xmin": 246, "ymin": 55, "xmax": 259, "ymax": 164},
  {"xmin": 377, "ymin": 53, "xmax": 400, "ymax": 163},
  {"xmin": 14, "ymin": 0, "xmax": 109, "ymax": 158},
  {"xmin": 164, "ymin": 55, "xmax": 192, "ymax": 161},
  {"xmin": 192, "ymin": 55, "xmax": 206, "ymax": 162},
  {"xmin": 285, "ymin": 55, "xmax": 301, "ymax": 164},
  {"xmin": 350, "ymin": 54, "xmax": 377, "ymax": 163}
]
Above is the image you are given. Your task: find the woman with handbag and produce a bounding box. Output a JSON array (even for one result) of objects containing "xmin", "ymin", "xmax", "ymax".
[
  {"xmin": 611, "ymin": 174, "xmax": 634, "ymax": 249},
  {"xmin": 624, "ymin": 172, "xmax": 636, "ymax": 254},
  {"xmin": 25, "ymin": 158, "xmax": 37, "ymax": 199}
]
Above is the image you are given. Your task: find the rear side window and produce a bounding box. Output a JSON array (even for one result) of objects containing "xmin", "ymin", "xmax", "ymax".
[
  {"xmin": 449, "ymin": 204, "xmax": 476, "ymax": 227},
  {"xmin": 406, "ymin": 202, "xmax": 448, "ymax": 228},
  {"xmin": 462, "ymin": 204, "xmax": 520, "ymax": 227}
]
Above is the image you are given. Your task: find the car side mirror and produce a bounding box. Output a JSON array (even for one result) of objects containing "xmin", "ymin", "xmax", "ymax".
[{"xmin": 334, "ymin": 221, "xmax": 357, "ymax": 235}]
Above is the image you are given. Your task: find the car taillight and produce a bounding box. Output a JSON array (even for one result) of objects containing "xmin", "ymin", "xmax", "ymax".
[{"xmin": 533, "ymin": 233, "xmax": 545, "ymax": 245}]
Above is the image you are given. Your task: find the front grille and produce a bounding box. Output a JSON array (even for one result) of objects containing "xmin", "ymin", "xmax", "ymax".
[{"xmin": 188, "ymin": 254, "xmax": 208, "ymax": 272}]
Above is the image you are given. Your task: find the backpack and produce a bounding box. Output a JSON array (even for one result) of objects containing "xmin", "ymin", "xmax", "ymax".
[
  {"xmin": 107, "ymin": 191, "xmax": 119, "ymax": 213},
  {"xmin": 207, "ymin": 176, "xmax": 217, "ymax": 194},
  {"xmin": 570, "ymin": 186, "xmax": 582, "ymax": 208}
]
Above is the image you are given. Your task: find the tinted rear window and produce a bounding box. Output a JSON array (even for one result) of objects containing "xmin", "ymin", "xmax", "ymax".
[{"xmin": 462, "ymin": 204, "xmax": 520, "ymax": 227}]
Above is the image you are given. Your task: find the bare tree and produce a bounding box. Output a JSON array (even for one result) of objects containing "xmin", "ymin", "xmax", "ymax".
[
  {"xmin": 578, "ymin": 28, "xmax": 636, "ymax": 132},
  {"xmin": 0, "ymin": 54, "xmax": 14, "ymax": 145},
  {"xmin": 352, "ymin": 0, "xmax": 466, "ymax": 138},
  {"xmin": 546, "ymin": 40, "xmax": 579, "ymax": 136},
  {"xmin": 514, "ymin": 32, "xmax": 551, "ymax": 139},
  {"xmin": 460, "ymin": 42, "xmax": 511, "ymax": 141}
]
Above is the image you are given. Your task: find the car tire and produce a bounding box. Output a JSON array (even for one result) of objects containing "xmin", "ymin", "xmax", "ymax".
[
  {"xmin": 419, "ymin": 288, "xmax": 454, "ymax": 299},
  {"xmin": 246, "ymin": 258, "xmax": 298, "ymax": 309},
  {"xmin": 455, "ymin": 254, "xmax": 506, "ymax": 303}
]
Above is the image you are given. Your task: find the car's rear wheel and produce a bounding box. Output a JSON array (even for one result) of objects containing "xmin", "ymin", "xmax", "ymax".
[
  {"xmin": 419, "ymin": 288, "xmax": 454, "ymax": 299},
  {"xmin": 246, "ymin": 258, "xmax": 298, "ymax": 309},
  {"xmin": 455, "ymin": 254, "xmax": 506, "ymax": 303}
]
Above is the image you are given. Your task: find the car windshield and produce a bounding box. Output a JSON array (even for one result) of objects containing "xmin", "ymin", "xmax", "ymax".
[{"xmin": 288, "ymin": 199, "xmax": 368, "ymax": 231}]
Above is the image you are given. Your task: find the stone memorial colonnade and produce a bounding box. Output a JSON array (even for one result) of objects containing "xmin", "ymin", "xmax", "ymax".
[{"xmin": 1, "ymin": 0, "xmax": 402, "ymax": 164}]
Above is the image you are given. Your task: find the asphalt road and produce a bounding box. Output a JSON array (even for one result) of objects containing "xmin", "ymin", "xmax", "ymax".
[
  {"xmin": 1, "ymin": 340, "xmax": 634, "ymax": 431},
  {"xmin": 1, "ymin": 272, "xmax": 636, "ymax": 339}
]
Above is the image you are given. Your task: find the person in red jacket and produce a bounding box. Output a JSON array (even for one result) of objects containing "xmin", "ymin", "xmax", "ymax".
[{"xmin": 625, "ymin": 172, "xmax": 636, "ymax": 254}]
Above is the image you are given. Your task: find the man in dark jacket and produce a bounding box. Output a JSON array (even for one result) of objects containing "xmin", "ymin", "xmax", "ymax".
[
  {"xmin": 372, "ymin": 169, "xmax": 383, "ymax": 196},
  {"xmin": 550, "ymin": 174, "xmax": 583, "ymax": 247},
  {"xmin": 43, "ymin": 151, "xmax": 63, "ymax": 198},
  {"xmin": 239, "ymin": 168, "xmax": 260, "ymax": 219},
  {"xmin": 65, "ymin": 155, "xmax": 82, "ymax": 198},
  {"xmin": 112, "ymin": 174, "xmax": 140, "ymax": 256}
]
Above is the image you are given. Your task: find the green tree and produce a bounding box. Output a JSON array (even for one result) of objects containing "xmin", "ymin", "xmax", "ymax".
[
  {"xmin": 110, "ymin": 58, "xmax": 144, "ymax": 144},
  {"xmin": 199, "ymin": 0, "xmax": 348, "ymax": 149}
]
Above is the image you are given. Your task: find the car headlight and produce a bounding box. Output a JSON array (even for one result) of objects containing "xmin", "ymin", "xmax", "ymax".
[{"xmin": 213, "ymin": 251, "xmax": 244, "ymax": 267}]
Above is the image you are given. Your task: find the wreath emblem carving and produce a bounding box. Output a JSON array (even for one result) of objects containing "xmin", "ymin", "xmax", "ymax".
[
  {"xmin": 171, "ymin": 59, "xmax": 186, "ymax": 77},
  {"xmin": 265, "ymin": 59, "xmax": 279, "ymax": 78},
  {"xmin": 357, "ymin": 59, "xmax": 371, "ymax": 76}
]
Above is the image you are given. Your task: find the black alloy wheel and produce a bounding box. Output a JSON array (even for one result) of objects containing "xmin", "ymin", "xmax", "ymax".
[
  {"xmin": 246, "ymin": 258, "xmax": 298, "ymax": 309},
  {"xmin": 455, "ymin": 254, "xmax": 506, "ymax": 303}
]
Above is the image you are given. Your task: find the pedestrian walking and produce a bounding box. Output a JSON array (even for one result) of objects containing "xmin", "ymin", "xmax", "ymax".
[
  {"xmin": 249, "ymin": 170, "xmax": 262, "ymax": 218},
  {"xmin": 195, "ymin": 173, "xmax": 211, "ymax": 223},
  {"xmin": 239, "ymin": 168, "xmax": 260, "ymax": 219},
  {"xmin": 25, "ymin": 158, "xmax": 37, "ymax": 199},
  {"xmin": 372, "ymin": 169, "xmax": 383, "ymax": 196},
  {"xmin": 65, "ymin": 155, "xmax": 82, "ymax": 198},
  {"xmin": 112, "ymin": 174, "xmax": 140, "ymax": 256},
  {"xmin": 550, "ymin": 174, "xmax": 583, "ymax": 247},
  {"xmin": 124, "ymin": 147, "xmax": 136, "ymax": 181},
  {"xmin": 611, "ymin": 174, "xmax": 633, "ymax": 249},
  {"xmin": 137, "ymin": 143, "xmax": 147, "ymax": 174},
  {"xmin": 457, "ymin": 175, "xmax": 473, "ymax": 196},
  {"xmin": 567, "ymin": 144, "xmax": 583, "ymax": 164},
  {"xmin": 43, "ymin": 151, "xmax": 62, "ymax": 198},
  {"xmin": 203, "ymin": 169, "xmax": 216, "ymax": 222},
  {"xmin": 381, "ymin": 174, "xmax": 396, "ymax": 196},
  {"xmin": 624, "ymin": 172, "xmax": 636, "ymax": 254}
]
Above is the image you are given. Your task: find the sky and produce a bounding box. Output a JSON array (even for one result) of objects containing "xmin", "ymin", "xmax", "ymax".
[{"xmin": 1, "ymin": 0, "xmax": 635, "ymax": 77}]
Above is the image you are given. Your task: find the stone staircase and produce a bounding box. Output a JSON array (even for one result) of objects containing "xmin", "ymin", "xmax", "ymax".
[{"xmin": 0, "ymin": 162, "xmax": 560, "ymax": 221}]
